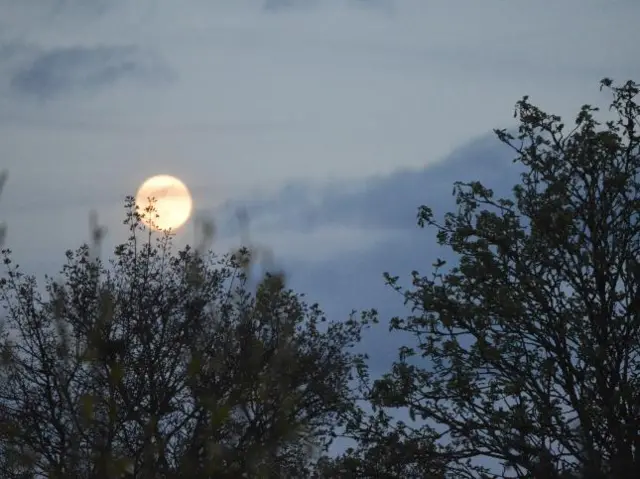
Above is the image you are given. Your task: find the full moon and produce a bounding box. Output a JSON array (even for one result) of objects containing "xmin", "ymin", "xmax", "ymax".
[{"xmin": 135, "ymin": 175, "xmax": 193, "ymax": 231}]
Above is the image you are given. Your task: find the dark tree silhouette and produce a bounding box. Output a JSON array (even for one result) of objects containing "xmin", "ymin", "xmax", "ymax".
[
  {"xmin": 313, "ymin": 422, "xmax": 449, "ymax": 478},
  {"xmin": 348, "ymin": 78, "xmax": 640, "ymax": 478},
  {"xmin": 0, "ymin": 198, "xmax": 368, "ymax": 478}
]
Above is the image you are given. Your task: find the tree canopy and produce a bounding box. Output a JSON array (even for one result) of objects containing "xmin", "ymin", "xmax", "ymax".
[
  {"xmin": 0, "ymin": 199, "xmax": 368, "ymax": 478},
  {"xmin": 341, "ymin": 78, "xmax": 640, "ymax": 478}
]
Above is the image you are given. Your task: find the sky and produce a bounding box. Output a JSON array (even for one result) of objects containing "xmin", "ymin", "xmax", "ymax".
[
  {"xmin": 1, "ymin": 0, "xmax": 640, "ymax": 469},
  {"xmin": 0, "ymin": 0, "xmax": 637, "ymax": 298}
]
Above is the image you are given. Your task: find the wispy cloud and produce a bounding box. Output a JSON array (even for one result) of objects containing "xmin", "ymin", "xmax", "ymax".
[
  {"xmin": 214, "ymin": 131, "xmax": 520, "ymax": 239},
  {"xmin": 9, "ymin": 44, "xmax": 170, "ymax": 101},
  {"xmin": 262, "ymin": 0, "xmax": 393, "ymax": 14}
]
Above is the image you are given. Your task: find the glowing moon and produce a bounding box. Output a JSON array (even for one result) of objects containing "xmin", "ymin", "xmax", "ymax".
[{"xmin": 135, "ymin": 175, "xmax": 193, "ymax": 231}]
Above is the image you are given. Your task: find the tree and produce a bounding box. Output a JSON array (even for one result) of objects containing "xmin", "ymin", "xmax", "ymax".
[
  {"xmin": 353, "ymin": 78, "xmax": 640, "ymax": 478},
  {"xmin": 313, "ymin": 420, "xmax": 449, "ymax": 479},
  {"xmin": 0, "ymin": 198, "xmax": 368, "ymax": 478}
]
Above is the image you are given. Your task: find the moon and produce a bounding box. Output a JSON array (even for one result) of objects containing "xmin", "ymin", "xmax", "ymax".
[{"xmin": 135, "ymin": 175, "xmax": 193, "ymax": 231}]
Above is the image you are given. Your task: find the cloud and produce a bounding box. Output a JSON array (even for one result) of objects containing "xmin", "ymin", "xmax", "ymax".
[
  {"xmin": 172, "ymin": 128, "xmax": 533, "ymax": 382},
  {"xmin": 263, "ymin": 0, "xmax": 393, "ymax": 14},
  {"xmin": 215, "ymin": 130, "xmax": 520, "ymax": 238},
  {"xmin": 263, "ymin": 0, "xmax": 312, "ymax": 13},
  {"xmin": 9, "ymin": 44, "xmax": 170, "ymax": 101}
]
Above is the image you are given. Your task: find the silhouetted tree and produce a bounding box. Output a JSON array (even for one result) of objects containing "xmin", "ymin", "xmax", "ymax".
[
  {"xmin": 351, "ymin": 78, "xmax": 640, "ymax": 478},
  {"xmin": 313, "ymin": 423, "xmax": 449, "ymax": 478},
  {"xmin": 0, "ymin": 198, "xmax": 368, "ymax": 478}
]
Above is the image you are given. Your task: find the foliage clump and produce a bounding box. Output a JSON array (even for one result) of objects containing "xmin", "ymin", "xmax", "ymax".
[
  {"xmin": 0, "ymin": 198, "xmax": 368, "ymax": 478},
  {"xmin": 336, "ymin": 79, "xmax": 640, "ymax": 478}
]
